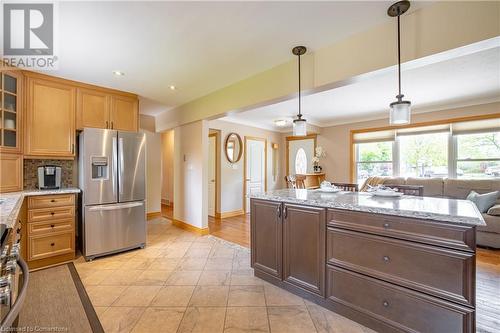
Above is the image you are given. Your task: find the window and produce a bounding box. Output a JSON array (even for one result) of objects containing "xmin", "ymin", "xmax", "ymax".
[
  {"xmin": 355, "ymin": 141, "xmax": 393, "ymax": 184},
  {"xmin": 295, "ymin": 148, "xmax": 307, "ymax": 174},
  {"xmin": 399, "ymin": 132, "xmax": 449, "ymax": 178},
  {"xmin": 456, "ymin": 132, "xmax": 500, "ymax": 178},
  {"xmin": 352, "ymin": 118, "xmax": 500, "ymax": 183}
]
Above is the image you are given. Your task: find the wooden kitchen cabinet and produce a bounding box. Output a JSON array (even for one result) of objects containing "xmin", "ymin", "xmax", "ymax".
[
  {"xmin": 0, "ymin": 153, "xmax": 23, "ymax": 192},
  {"xmin": 250, "ymin": 199, "xmax": 283, "ymax": 280},
  {"xmin": 76, "ymin": 88, "xmax": 110, "ymax": 129},
  {"xmin": 24, "ymin": 75, "xmax": 76, "ymax": 158},
  {"xmin": 77, "ymin": 88, "xmax": 138, "ymax": 131},
  {"xmin": 0, "ymin": 70, "xmax": 23, "ymax": 153},
  {"xmin": 283, "ymin": 203, "xmax": 326, "ymax": 296},
  {"xmin": 110, "ymin": 94, "xmax": 138, "ymax": 131}
]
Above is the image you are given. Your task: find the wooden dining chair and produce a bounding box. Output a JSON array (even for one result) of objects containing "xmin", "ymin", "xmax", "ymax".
[
  {"xmin": 285, "ymin": 175, "xmax": 306, "ymax": 189},
  {"xmin": 384, "ymin": 184, "xmax": 424, "ymax": 196},
  {"xmin": 331, "ymin": 182, "xmax": 359, "ymax": 192}
]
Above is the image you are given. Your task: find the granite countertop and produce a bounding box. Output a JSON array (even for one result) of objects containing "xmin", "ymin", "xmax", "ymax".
[
  {"xmin": 250, "ymin": 189, "xmax": 486, "ymax": 227},
  {"xmin": 0, "ymin": 188, "xmax": 81, "ymax": 228}
]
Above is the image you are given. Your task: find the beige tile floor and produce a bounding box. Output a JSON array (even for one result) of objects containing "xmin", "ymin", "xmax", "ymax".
[{"xmin": 74, "ymin": 217, "xmax": 374, "ymax": 333}]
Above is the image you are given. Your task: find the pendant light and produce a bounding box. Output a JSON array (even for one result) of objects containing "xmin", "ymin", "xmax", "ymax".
[
  {"xmin": 292, "ymin": 46, "xmax": 307, "ymax": 136},
  {"xmin": 388, "ymin": 1, "xmax": 411, "ymax": 125}
]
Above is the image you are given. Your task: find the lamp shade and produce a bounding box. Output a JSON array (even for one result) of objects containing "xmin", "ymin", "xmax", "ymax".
[
  {"xmin": 293, "ymin": 118, "xmax": 307, "ymax": 136},
  {"xmin": 390, "ymin": 100, "xmax": 411, "ymax": 125}
]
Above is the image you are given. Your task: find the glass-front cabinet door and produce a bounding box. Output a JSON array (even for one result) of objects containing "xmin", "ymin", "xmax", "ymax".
[{"xmin": 0, "ymin": 71, "xmax": 22, "ymax": 152}]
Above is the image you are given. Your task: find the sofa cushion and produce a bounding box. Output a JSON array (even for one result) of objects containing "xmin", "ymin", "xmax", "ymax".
[
  {"xmin": 466, "ymin": 191, "xmax": 499, "ymax": 213},
  {"xmin": 478, "ymin": 213, "xmax": 500, "ymax": 234},
  {"xmin": 381, "ymin": 177, "xmax": 406, "ymax": 185},
  {"xmin": 406, "ymin": 177, "xmax": 444, "ymax": 197},
  {"xmin": 487, "ymin": 204, "xmax": 500, "ymax": 216},
  {"xmin": 444, "ymin": 178, "xmax": 500, "ymax": 201}
]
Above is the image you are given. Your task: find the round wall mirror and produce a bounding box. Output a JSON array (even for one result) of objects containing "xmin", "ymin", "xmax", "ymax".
[{"xmin": 224, "ymin": 133, "xmax": 243, "ymax": 163}]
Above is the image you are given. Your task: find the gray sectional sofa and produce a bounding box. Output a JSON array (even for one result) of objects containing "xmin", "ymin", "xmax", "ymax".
[{"xmin": 362, "ymin": 177, "xmax": 500, "ymax": 248}]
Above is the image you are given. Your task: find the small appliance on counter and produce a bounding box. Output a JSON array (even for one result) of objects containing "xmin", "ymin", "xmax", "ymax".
[{"xmin": 37, "ymin": 166, "xmax": 62, "ymax": 190}]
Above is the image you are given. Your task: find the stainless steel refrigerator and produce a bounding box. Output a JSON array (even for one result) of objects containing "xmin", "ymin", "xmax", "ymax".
[{"xmin": 79, "ymin": 128, "xmax": 146, "ymax": 260}]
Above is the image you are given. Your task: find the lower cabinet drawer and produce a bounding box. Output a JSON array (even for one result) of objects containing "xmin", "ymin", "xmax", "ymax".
[
  {"xmin": 28, "ymin": 232, "xmax": 74, "ymax": 261},
  {"xmin": 327, "ymin": 228, "xmax": 475, "ymax": 306},
  {"xmin": 28, "ymin": 219, "xmax": 74, "ymax": 236},
  {"xmin": 28, "ymin": 206, "xmax": 74, "ymax": 223},
  {"xmin": 28, "ymin": 194, "xmax": 75, "ymax": 209},
  {"xmin": 327, "ymin": 266, "xmax": 474, "ymax": 333}
]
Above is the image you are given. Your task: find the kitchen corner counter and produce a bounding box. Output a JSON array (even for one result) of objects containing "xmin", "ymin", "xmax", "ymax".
[
  {"xmin": 250, "ymin": 188, "xmax": 485, "ymax": 227},
  {"xmin": 0, "ymin": 188, "xmax": 81, "ymax": 228}
]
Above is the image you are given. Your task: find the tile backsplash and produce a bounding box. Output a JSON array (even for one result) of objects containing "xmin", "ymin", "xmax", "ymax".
[{"xmin": 23, "ymin": 159, "xmax": 76, "ymax": 190}]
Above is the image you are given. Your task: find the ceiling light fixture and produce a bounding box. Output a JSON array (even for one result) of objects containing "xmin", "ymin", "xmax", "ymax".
[
  {"xmin": 292, "ymin": 46, "xmax": 307, "ymax": 136},
  {"xmin": 274, "ymin": 119, "xmax": 288, "ymax": 127},
  {"xmin": 113, "ymin": 70, "xmax": 125, "ymax": 76},
  {"xmin": 169, "ymin": 85, "xmax": 176, "ymax": 91},
  {"xmin": 388, "ymin": 0, "xmax": 411, "ymax": 125}
]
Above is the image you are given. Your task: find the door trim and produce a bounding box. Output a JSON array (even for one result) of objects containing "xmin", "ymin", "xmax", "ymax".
[
  {"xmin": 208, "ymin": 132, "xmax": 219, "ymax": 217},
  {"xmin": 285, "ymin": 134, "xmax": 317, "ymax": 175},
  {"xmin": 244, "ymin": 136, "xmax": 267, "ymax": 213}
]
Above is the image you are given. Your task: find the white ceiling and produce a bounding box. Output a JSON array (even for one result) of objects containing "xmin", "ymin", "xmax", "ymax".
[
  {"xmin": 45, "ymin": 1, "xmax": 426, "ymax": 115},
  {"xmin": 221, "ymin": 45, "xmax": 500, "ymax": 131}
]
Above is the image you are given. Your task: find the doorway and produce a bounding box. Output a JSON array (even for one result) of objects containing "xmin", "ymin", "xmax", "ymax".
[
  {"xmin": 244, "ymin": 137, "xmax": 267, "ymax": 213},
  {"xmin": 208, "ymin": 132, "xmax": 218, "ymax": 217}
]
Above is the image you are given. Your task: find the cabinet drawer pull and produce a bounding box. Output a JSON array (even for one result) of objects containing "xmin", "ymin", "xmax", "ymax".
[
  {"xmin": 50, "ymin": 212, "xmax": 55, "ymax": 216},
  {"xmin": 50, "ymin": 199, "xmax": 56, "ymax": 203},
  {"xmin": 277, "ymin": 206, "xmax": 282, "ymax": 219},
  {"xmin": 50, "ymin": 243, "xmax": 55, "ymax": 247},
  {"xmin": 383, "ymin": 223, "xmax": 390, "ymax": 229},
  {"xmin": 383, "ymin": 256, "xmax": 390, "ymax": 263},
  {"xmin": 382, "ymin": 300, "xmax": 389, "ymax": 307},
  {"xmin": 50, "ymin": 224, "xmax": 55, "ymax": 228},
  {"xmin": 106, "ymin": 120, "xmax": 109, "ymax": 129}
]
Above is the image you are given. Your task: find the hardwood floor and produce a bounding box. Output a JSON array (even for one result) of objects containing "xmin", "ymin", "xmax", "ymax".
[
  {"xmin": 161, "ymin": 204, "xmax": 250, "ymax": 247},
  {"xmin": 161, "ymin": 205, "xmax": 500, "ymax": 332}
]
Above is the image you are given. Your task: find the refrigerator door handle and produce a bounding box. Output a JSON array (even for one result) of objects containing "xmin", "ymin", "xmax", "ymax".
[
  {"xmin": 118, "ymin": 137, "xmax": 124, "ymax": 196},
  {"xmin": 88, "ymin": 202, "xmax": 144, "ymax": 211}
]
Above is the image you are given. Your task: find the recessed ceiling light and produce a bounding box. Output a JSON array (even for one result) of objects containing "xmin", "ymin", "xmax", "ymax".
[
  {"xmin": 113, "ymin": 70, "xmax": 125, "ymax": 76},
  {"xmin": 274, "ymin": 119, "xmax": 288, "ymax": 127},
  {"xmin": 169, "ymin": 85, "xmax": 176, "ymax": 91}
]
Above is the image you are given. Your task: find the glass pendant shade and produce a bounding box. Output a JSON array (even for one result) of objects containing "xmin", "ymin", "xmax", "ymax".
[
  {"xmin": 389, "ymin": 100, "xmax": 411, "ymax": 125},
  {"xmin": 293, "ymin": 118, "xmax": 307, "ymax": 136}
]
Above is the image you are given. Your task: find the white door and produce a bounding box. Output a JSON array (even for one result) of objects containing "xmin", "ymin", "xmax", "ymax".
[
  {"xmin": 208, "ymin": 135, "xmax": 216, "ymax": 217},
  {"xmin": 245, "ymin": 139, "xmax": 266, "ymax": 212},
  {"xmin": 288, "ymin": 138, "xmax": 315, "ymax": 174}
]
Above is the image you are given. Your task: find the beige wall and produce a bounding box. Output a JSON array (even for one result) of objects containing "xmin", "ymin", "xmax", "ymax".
[
  {"xmin": 318, "ymin": 102, "xmax": 500, "ymax": 183},
  {"xmin": 161, "ymin": 130, "xmax": 174, "ymax": 205},
  {"xmin": 156, "ymin": 2, "xmax": 499, "ymax": 131},
  {"xmin": 139, "ymin": 129, "xmax": 162, "ymax": 214},
  {"xmin": 208, "ymin": 119, "xmax": 286, "ymax": 213},
  {"xmin": 173, "ymin": 120, "xmax": 209, "ymax": 229}
]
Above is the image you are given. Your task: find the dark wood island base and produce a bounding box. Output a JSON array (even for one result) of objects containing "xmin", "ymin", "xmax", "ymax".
[{"xmin": 250, "ymin": 197, "xmax": 479, "ymax": 333}]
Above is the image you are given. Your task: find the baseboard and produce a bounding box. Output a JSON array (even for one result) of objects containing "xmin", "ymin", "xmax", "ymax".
[
  {"xmin": 215, "ymin": 209, "xmax": 245, "ymax": 219},
  {"xmin": 146, "ymin": 211, "xmax": 162, "ymax": 220},
  {"xmin": 172, "ymin": 219, "xmax": 209, "ymax": 235}
]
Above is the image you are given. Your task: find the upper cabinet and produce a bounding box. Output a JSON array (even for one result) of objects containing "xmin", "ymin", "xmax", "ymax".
[
  {"xmin": 77, "ymin": 89, "xmax": 138, "ymax": 132},
  {"xmin": 76, "ymin": 88, "xmax": 110, "ymax": 130},
  {"xmin": 24, "ymin": 75, "xmax": 76, "ymax": 158},
  {"xmin": 110, "ymin": 95, "xmax": 138, "ymax": 132},
  {"xmin": 0, "ymin": 70, "xmax": 23, "ymax": 153}
]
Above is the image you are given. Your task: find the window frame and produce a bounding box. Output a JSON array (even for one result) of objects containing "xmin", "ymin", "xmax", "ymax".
[
  {"xmin": 351, "ymin": 115, "xmax": 500, "ymax": 183},
  {"xmin": 355, "ymin": 141, "xmax": 395, "ymax": 183}
]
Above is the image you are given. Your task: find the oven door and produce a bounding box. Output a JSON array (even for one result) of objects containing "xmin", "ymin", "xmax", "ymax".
[{"xmin": 0, "ymin": 256, "xmax": 29, "ymax": 329}]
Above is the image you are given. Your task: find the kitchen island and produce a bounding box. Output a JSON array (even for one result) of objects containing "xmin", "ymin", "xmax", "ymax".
[{"xmin": 250, "ymin": 189, "xmax": 485, "ymax": 333}]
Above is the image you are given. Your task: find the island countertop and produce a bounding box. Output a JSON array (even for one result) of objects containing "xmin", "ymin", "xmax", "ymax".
[
  {"xmin": 0, "ymin": 188, "xmax": 81, "ymax": 228},
  {"xmin": 249, "ymin": 189, "xmax": 485, "ymax": 227}
]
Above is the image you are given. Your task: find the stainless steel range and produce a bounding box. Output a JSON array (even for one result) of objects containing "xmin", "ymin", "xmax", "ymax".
[
  {"xmin": 79, "ymin": 128, "xmax": 146, "ymax": 261},
  {"xmin": 0, "ymin": 225, "xmax": 29, "ymax": 330}
]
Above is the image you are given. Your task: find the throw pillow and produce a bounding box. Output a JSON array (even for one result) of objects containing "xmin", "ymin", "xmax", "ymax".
[
  {"xmin": 466, "ymin": 190, "xmax": 500, "ymax": 213},
  {"xmin": 487, "ymin": 204, "xmax": 500, "ymax": 216}
]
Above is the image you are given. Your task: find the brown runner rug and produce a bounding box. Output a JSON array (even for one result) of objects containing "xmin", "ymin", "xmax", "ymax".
[{"xmin": 19, "ymin": 263, "xmax": 104, "ymax": 333}]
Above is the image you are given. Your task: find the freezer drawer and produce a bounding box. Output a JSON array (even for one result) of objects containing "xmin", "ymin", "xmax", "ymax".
[{"xmin": 84, "ymin": 201, "xmax": 146, "ymax": 258}]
